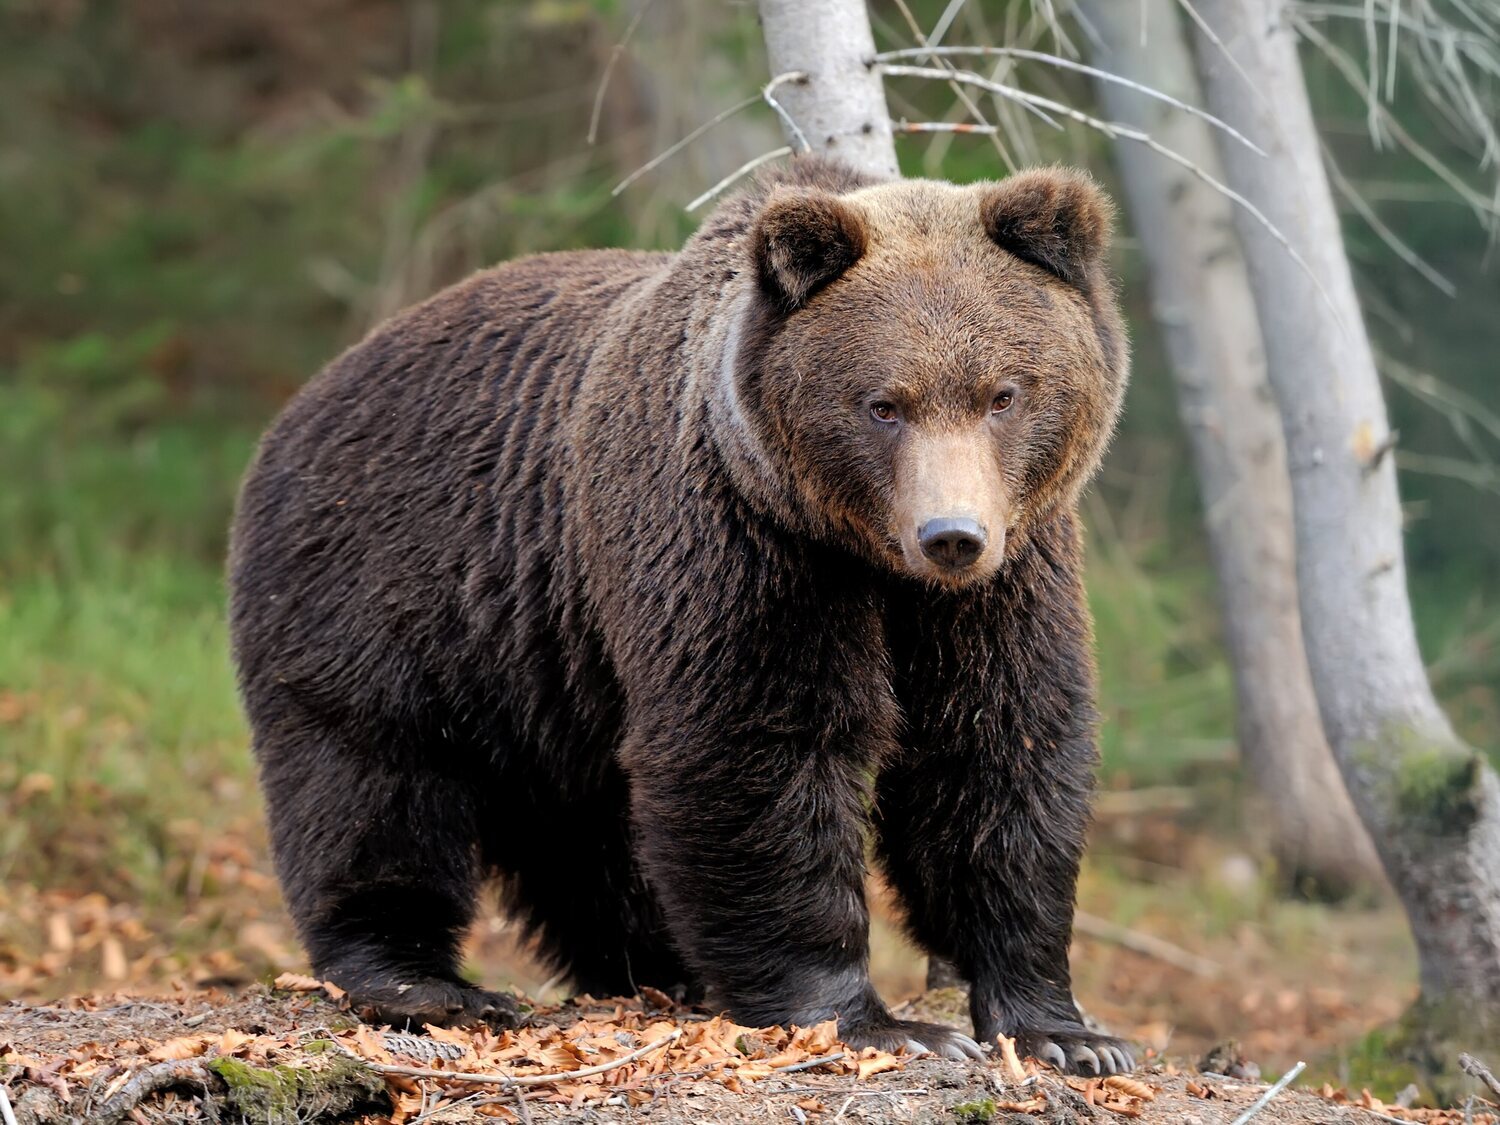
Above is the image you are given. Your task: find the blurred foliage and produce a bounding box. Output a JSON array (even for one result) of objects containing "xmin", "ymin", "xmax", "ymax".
[{"xmin": 0, "ymin": 0, "xmax": 1495, "ymax": 914}]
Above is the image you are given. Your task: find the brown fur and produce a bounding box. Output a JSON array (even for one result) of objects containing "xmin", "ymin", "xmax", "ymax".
[{"xmin": 229, "ymin": 155, "xmax": 1132, "ymax": 1071}]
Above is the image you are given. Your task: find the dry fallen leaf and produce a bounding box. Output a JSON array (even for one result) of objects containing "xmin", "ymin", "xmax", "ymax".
[
  {"xmin": 1104, "ymin": 1074, "xmax": 1157, "ymax": 1101},
  {"xmin": 272, "ymin": 972, "xmax": 323, "ymax": 992},
  {"xmin": 995, "ymin": 1033, "xmax": 1027, "ymax": 1083},
  {"xmin": 855, "ymin": 1049, "xmax": 902, "ymax": 1081},
  {"xmin": 147, "ymin": 1036, "xmax": 209, "ymax": 1061}
]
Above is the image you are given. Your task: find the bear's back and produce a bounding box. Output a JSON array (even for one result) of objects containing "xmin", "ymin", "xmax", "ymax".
[{"xmin": 229, "ymin": 248, "xmax": 670, "ymax": 744}]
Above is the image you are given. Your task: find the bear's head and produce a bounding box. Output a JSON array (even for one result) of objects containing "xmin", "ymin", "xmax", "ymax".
[{"xmin": 730, "ymin": 166, "xmax": 1127, "ymax": 589}]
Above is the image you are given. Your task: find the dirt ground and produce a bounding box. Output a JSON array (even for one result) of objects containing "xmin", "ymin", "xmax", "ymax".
[{"xmin": 3, "ymin": 985, "xmax": 1495, "ymax": 1125}]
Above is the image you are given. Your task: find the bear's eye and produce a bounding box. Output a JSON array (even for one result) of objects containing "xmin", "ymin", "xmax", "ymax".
[
  {"xmin": 870, "ymin": 401, "xmax": 900, "ymax": 424},
  {"xmin": 991, "ymin": 389, "xmax": 1016, "ymax": 415}
]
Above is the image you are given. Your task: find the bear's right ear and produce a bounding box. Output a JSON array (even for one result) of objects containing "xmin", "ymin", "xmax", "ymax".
[{"xmin": 750, "ymin": 188, "xmax": 868, "ymax": 312}]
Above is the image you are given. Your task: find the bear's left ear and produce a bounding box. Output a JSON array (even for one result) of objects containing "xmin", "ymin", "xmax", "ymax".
[
  {"xmin": 751, "ymin": 187, "xmax": 868, "ymax": 312},
  {"xmin": 979, "ymin": 169, "xmax": 1113, "ymax": 288}
]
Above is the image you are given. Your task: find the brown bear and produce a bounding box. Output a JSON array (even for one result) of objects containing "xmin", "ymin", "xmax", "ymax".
[{"xmin": 228, "ymin": 156, "xmax": 1132, "ymax": 1074}]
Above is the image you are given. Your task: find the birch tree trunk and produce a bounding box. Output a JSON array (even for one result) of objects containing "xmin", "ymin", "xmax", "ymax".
[
  {"xmin": 1075, "ymin": 0, "xmax": 1380, "ymax": 895},
  {"xmin": 1190, "ymin": 0, "xmax": 1500, "ymax": 1034},
  {"xmin": 756, "ymin": 0, "xmax": 898, "ymax": 178}
]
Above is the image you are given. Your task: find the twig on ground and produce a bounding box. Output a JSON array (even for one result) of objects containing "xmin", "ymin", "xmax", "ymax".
[
  {"xmin": 1229, "ymin": 1060, "xmax": 1306, "ymax": 1125},
  {"xmin": 1460, "ymin": 1054, "xmax": 1500, "ymax": 1100},
  {"xmin": 512, "ymin": 1084, "xmax": 535, "ymax": 1125},
  {"xmin": 773, "ymin": 1052, "xmax": 848, "ymax": 1074},
  {"xmin": 833, "ymin": 1089, "xmax": 929, "ymax": 1120},
  {"xmin": 588, "ymin": 0, "xmax": 657, "ymax": 145},
  {"xmin": 363, "ymin": 1029, "xmax": 683, "ymax": 1088},
  {"xmin": 1073, "ymin": 911, "xmax": 1222, "ymax": 977},
  {"xmin": 686, "ymin": 148, "xmax": 793, "ymax": 212},
  {"xmin": 89, "ymin": 1059, "xmax": 217, "ymax": 1125},
  {"xmin": 408, "ymin": 1091, "xmax": 487, "ymax": 1125}
]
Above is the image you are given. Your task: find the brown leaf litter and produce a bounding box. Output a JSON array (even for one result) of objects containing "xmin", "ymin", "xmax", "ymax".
[{"xmin": 1, "ymin": 984, "xmax": 1495, "ymax": 1124}]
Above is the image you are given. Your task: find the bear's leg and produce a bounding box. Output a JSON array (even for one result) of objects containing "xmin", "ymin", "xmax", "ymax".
[
  {"xmin": 874, "ymin": 754, "xmax": 1133, "ymax": 1074},
  {"xmin": 483, "ymin": 770, "xmax": 699, "ymax": 1001},
  {"xmin": 623, "ymin": 725, "xmax": 983, "ymax": 1061},
  {"xmin": 877, "ymin": 536, "xmax": 1135, "ymax": 1075},
  {"xmin": 255, "ymin": 715, "xmax": 522, "ymax": 1031}
]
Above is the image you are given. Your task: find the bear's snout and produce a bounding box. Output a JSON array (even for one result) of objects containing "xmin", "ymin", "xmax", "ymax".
[{"xmin": 917, "ymin": 517, "xmax": 987, "ymax": 571}]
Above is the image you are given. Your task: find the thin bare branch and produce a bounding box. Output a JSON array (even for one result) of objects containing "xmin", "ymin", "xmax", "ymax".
[
  {"xmin": 1324, "ymin": 145, "xmax": 1457, "ymax": 294},
  {"xmin": 1174, "ymin": 0, "xmax": 1265, "ymax": 99},
  {"xmin": 612, "ymin": 92, "xmax": 761, "ymax": 196},
  {"xmin": 1294, "ymin": 14, "xmax": 1500, "ymax": 228},
  {"xmin": 874, "ymin": 45, "xmax": 1267, "ymax": 154},
  {"xmin": 1460, "ymin": 1054, "xmax": 1500, "ymax": 1101},
  {"xmin": 687, "ymin": 147, "xmax": 792, "ymax": 212},
  {"xmin": 887, "ymin": 0, "xmax": 1021, "ymax": 172},
  {"xmin": 760, "ymin": 71, "xmax": 811, "ymax": 155},
  {"xmin": 1395, "ymin": 451, "xmax": 1500, "ymax": 494},
  {"xmin": 588, "ymin": 0, "xmax": 657, "ymax": 145},
  {"xmin": 928, "ymin": 0, "xmax": 969, "ymax": 47},
  {"xmin": 613, "ymin": 72, "xmax": 806, "ymax": 198}
]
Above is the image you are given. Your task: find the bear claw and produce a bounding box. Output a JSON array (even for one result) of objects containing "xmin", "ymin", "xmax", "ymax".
[
  {"xmin": 1014, "ymin": 1029, "xmax": 1135, "ymax": 1075},
  {"xmin": 903, "ymin": 1031, "xmax": 986, "ymax": 1061},
  {"xmin": 842, "ymin": 1018, "xmax": 985, "ymax": 1062}
]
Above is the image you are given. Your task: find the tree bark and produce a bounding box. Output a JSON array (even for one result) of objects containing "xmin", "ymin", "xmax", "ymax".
[
  {"xmin": 756, "ymin": 0, "xmax": 898, "ymax": 178},
  {"xmin": 1190, "ymin": 0, "xmax": 1500, "ymax": 1024},
  {"xmin": 1076, "ymin": 0, "xmax": 1381, "ymax": 896}
]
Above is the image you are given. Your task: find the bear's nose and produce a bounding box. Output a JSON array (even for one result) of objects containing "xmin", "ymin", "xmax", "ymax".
[{"xmin": 917, "ymin": 517, "xmax": 987, "ymax": 569}]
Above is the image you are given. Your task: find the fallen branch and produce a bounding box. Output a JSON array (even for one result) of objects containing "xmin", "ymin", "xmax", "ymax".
[
  {"xmin": 89, "ymin": 1059, "xmax": 217, "ymax": 1125},
  {"xmin": 1229, "ymin": 1060, "xmax": 1305, "ymax": 1125},
  {"xmin": 1073, "ymin": 911, "xmax": 1222, "ymax": 977},
  {"xmin": 362, "ymin": 1029, "xmax": 683, "ymax": 1089},
  {"xmin": 1460, "ymin": 1053, "xmax": 1500, "ymax": 1100}
]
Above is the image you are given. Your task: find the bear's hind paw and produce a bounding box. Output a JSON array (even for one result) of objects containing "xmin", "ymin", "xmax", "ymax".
[{"xmin": 346, "ymin": 978, "xmax": 525, "ymax": 1033}]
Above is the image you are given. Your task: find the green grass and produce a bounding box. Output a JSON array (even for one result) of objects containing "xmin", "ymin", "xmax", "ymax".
[
  {"xmin": 0, "ymin": 552, "xmax": 248, "ymax": 897},
  {"xmin": 0, "ymin": 374, "xmax": 255, "ymax": 901}
]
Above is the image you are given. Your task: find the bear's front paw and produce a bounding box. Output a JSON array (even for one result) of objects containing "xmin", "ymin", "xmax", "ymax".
[
  {"xmin": 839, "ymin": 1015, "xmax": 986, "ymax": 1062},
  {"xmin": 344, "ymin": 977, "xmax": 525, "ymax": 1033},
  {"xmin": 1010, "ymin": 1026, "xmax": 1135, "ymax": 1075}
]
